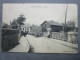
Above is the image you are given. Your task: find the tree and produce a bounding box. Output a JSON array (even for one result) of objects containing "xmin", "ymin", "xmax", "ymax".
[
  {"xmin": 16, "ymin": 14, "xmax": 26, "ymax": 26},
  {"xmin": 2, "ymin": 23, "xmax": 9, "ymax": 28},
  {"xmin": 66, "ymin": 21, "xmax": 75, "ymax": 27},
  {"xmin": 66, "ymin": 21, "xmax": 75, "ymax": 31}
]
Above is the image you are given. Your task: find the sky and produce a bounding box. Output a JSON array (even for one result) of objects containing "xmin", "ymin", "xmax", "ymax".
[{"xmin": 2, "ymin": 3, "xmax": 78, "ymax": 26}]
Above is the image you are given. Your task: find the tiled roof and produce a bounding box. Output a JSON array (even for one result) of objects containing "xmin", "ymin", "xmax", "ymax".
[
  {"xmin": 46, "ymin": 21, "xmax": 63, "ymax": 26},
  {"xmin": 21, "ymin": 24, "xmax": 31, "ymax": 28},
  {"xmin": 11, "ymin": 20, "xmax": 19, "ymax": 26}
]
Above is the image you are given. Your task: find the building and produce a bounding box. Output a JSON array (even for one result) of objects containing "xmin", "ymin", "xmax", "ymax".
[
  {"xmin": 40, "ymin": 20, "xmax": 63, "ymax": 37},
  {"xmin": 21, "ymin": 24, "xmax": 31, "ymax": 33},
  {"xmin": 41, "ymin": 20, "xmax": 63, "ymax": 32},
  {"xmin": 30, "ymin": 25, "xmax": 40, "ymax": 35},
  {"xmin": 41, "ymin": 20, "xmax": 78, "ymax": 43},
  {"xmin": 10, "ymin": 20, "xmax": 20, "ymax": 29}
]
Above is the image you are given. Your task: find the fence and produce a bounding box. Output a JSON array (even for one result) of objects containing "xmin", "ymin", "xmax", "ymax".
[
  {"xmin": 51, "ymin": 32, "xmax": 65, "ymax": 40},
  {"xmin": 2, "ymin": 28, "xmax": 20, "ymax": 52},
  {"xmin": 51, "ymin": 32, "xmax": 78, "ymax": 44},
  {"xmin": 67, "ymin": 32, "xmax": 78, "ymax": 44}
]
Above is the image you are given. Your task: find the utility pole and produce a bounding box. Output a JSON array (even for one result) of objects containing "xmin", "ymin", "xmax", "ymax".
[{"xmin": 64, "ymin": 4, "xmax": 68, "ymax": 41}]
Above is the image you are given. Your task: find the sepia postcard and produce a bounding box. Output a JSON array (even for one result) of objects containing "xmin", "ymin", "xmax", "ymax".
[{"xmin": 2, "ymin": 3, "xmax": 78, "ymax": 53}]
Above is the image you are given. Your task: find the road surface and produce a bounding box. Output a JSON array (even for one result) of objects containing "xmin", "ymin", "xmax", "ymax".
[
  {"xmin": 9, "ymin": 35, "xmax": 78, "ymax": 53},
  {"xmin": 26, "ymin": 35, "xmax": 78, "ymax": 53}
]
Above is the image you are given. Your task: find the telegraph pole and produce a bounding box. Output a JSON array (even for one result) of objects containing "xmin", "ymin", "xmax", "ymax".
[{"xmin": 64, "ymin": 4, "xmax": 68, "ymax": 41}]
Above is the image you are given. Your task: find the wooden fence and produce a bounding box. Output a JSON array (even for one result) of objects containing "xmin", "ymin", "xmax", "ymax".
[
  {"xmin": 2, "ymin": 28, "xmax": 20, "ymax": 52},
  {"xmin": 51, "ymin": 32, "xmax": 78, "ymax": 44}
]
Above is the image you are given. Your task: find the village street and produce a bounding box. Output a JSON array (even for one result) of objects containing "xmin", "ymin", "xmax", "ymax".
[{"xmin": 9, "ymin": 35, "xmax": 78, "ymax": 53}]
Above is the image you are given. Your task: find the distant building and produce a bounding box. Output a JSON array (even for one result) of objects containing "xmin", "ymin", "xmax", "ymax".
[
  {"xmin": 21, "ymin": 24, "xmax": 31, "ymax": 33},
  {"xmin": 30, "ymin": 25, "xmax": 40, "ymax": 35},
  {"xmin": 10, "ymin": 20, "xmax": 20, "ymax": 29}
]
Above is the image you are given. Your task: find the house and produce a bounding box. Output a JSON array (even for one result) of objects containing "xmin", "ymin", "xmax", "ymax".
[
  {"xmin": 10, "ymin": 20, "xmax": 20, "ymax": 29},
  {"xmin": 40, "ymin": 20, "xmax": 63, "ymax": 37},
  {"xmin": 41, "ymin": 20, "xmax": 78, "ymax": 43},
  {"xmin": 41, "ymin": 20, "xmax": 63, "ymax": 32},
  {"xmin": 21, "ymin": 24, "xmax": 31, "ymax": 33}
]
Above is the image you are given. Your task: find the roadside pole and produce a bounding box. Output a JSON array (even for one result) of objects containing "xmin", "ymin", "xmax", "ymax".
[{"xmin": 64, "ymin": 4, "xmax": 68, "ymax": 41}]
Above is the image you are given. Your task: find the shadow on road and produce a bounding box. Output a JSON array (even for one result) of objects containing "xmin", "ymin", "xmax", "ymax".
[{"xmin": 26, "ymin": 37, "xmax": 34, "ymax": 53}]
